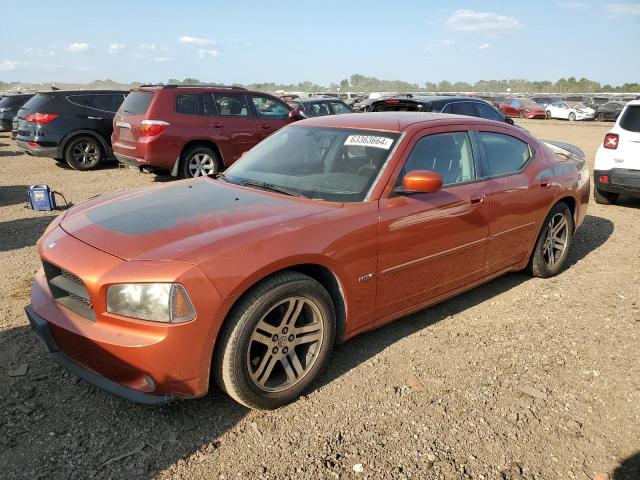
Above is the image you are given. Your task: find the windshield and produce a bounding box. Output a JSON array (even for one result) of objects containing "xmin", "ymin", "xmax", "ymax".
[
  {"xmin": 568, "ymin": 102, "xmax": 587, "ymax": 109},
  {"xmin": 224, "ymin": 126, "xmax": 401, "ymax": 202}
]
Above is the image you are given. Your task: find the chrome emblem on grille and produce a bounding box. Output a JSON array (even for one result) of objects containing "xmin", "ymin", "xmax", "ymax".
[{"xmin": 47, "ymin": 240, "xmax": 58, "ymax": 249}]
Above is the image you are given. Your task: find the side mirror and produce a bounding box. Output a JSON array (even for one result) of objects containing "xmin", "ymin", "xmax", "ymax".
[
  {"xmin": 505, "ymin": 117, "xmax": 514, "ymax": 125},
  {"xmin": 288, "ymin": 110, "xmax": 305, "ymax": 120},
  {"xmin": 397, "ymin": 170, "xmax": 443, "ymax": 194}
]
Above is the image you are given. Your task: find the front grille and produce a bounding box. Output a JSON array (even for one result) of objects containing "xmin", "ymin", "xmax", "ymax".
[{"xmin": 43, "ymin": 261, "xmax": 95, "ymax": 321}]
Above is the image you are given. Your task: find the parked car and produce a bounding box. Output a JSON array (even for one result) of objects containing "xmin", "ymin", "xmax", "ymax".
[
  {"xmin": 0, "ymin": 94, "xmax": 34, "ymax": 132},
  {"xmin": 15, "ymin": 90, "xmax": 127, "ymax": 170},
  {"xmin": 531, "ymin": 96, "xmax": 562, "ymax": 108},
  {"xmin": 26, "ymin": 112, "xmax": 589, "ymax": 409},
  {"xmin": 368, "ymin": 96, "xmax": 516, "ymax": 125},
  {"xmin": 111, "ymin": 85, "xmax": 302, "ymax": 178},
  {"xmin": 591, "ymin": 96, "xmax": 611, "ymax": 107},
  {"xmin": 338, "ymin": 92, "xmax": 364, "ymax": 106},
  {"xmin": 594, "ymin": 101, "xmax": 626, "ymax": 122},
  {"xmin": 593, "ymin": 99, "xmax": 640, "ymax": 204},
  {"xmin": 564, "ymin": 95, "xmax": 596, "ymax": 108},
  {"xmin": 545, "ymin": 101, "xmax": 595, "ymax": 121},
  {"xmin": 288, "ymin": 98, "xmax": 352, "ymax": 117},
  {"xmin": 499, "ymin": 98, "xmax": 546, "ymax": 119}
]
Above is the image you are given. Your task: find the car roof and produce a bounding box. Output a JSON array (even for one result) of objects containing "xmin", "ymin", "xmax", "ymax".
[
  {"xmin": 296, "ymin": 112, "xmax": 499, "ymax": 132},
  {"xmin": 298, "ymin": 97, "xmax": 344, "ymax": 103},
  {"xmin": 36, "ymin": 90, "xmax": 128, "ymax": 95},
  {"xmin": 626, "ymin": 99, "xmax": 640, "ymax": 106}
]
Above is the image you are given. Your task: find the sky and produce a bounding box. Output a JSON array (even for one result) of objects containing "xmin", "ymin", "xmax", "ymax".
[{"xmin": 0, "ymin": 0, "xmax": 639, "ymax": 86}]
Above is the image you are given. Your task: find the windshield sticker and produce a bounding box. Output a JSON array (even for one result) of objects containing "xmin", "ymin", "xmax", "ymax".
[{"xmin": 344, "ymin": 135, "xmax": 394, "ymax": 150}]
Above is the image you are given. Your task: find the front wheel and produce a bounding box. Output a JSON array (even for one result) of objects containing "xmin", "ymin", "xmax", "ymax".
[
  {"xmin": 180, "ymin": 145, "xmax": 220, "ymax": 178},
  {"xmin": 595, "ymin": 113, "xmax": 604, "ymax": 122},
  {"xmin": 215, "ymin": 271, "xmax": 336, "ymax": 409},
  {"xmin": 519, "ymin": 111, "xmax": 525, "ymax": 119},
  {"xmin": 65, "ymin": 136, "xmax": 103, "ymax": 170},
  {"xmin": 528, "ymin": 202, "xmax": 574, "ymax": 278},
  {"xmin": 545, "ymin": 111, "xmax": 552, "ymax": 119},
  {"xmin": 568, "ymin": 112, "xmax": 576, "ymax": 122}
]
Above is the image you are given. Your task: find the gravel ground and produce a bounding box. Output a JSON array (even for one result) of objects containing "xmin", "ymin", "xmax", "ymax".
[{"xmin": 0, "ymin": 119, "xmax": 638, "ymax": 480}]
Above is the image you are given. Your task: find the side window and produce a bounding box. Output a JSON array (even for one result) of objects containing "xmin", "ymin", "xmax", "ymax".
[
  {"xmin": 308, "ymin": 102, "xmax": 331, "ymax": 116},
  {"xmin": 214, "ymin": 93, "xmax": 249, "ymax": 117},
  {"xmin": 400, "ymin": 132, "xmax": 476, "ymax": 187},
  {"xmin": 90, "ymin": 94, "xmax": 124, "ymax": 113},
  {"xmin": 475, "ymin": 102, "xmax": 505, "ymax": 121},
  {"xmin": 440, "ymin": 104, "xmax": 451, "ymax": 113},
  {"xmin": 251, "ymin": 95, "xmax": 289, "ymax": 119},
  {"xmin": 330, "ymin": 102, "xmax": 351, "ymax": 114},
  {"xmin": 66, "ymin": 95, "xmax": 93, "ymax": 108},
  {"xmin": 478, "ymin": 132, "xmax": 531, "ymax": 177},
  {"xmin": 450, "ymin": 102, "xmax": 478, "ymax": 117},
  {"xmin": 176, "ymin": 94, "xmax": 204, "ymax": 115}
]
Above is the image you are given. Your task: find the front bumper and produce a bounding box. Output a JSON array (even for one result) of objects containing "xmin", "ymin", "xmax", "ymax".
[
  {"xmin": 594, "ymin": 168, "xmax": 640, "ymax": 194},
  {"xmin": 16, "ymin": 139, "xmax": 62, "ymax": 158},
  {"xmin": 28, "ymin": 225, "xmax": 225, "ymax": 403},
  {"xmin": 524, "ymin": 111, "xmax": 546, "ymax": 119},
  {"xmin": 26, "ymin": 305, "xmax": 173, "ymax": 405}
]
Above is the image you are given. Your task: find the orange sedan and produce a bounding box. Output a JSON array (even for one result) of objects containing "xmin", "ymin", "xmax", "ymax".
[{"xmin": 26, "ymin": 113, "xmax": 590, "ymax": 409}]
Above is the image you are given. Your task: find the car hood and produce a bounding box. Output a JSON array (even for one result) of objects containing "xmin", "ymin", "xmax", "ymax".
[
  {"xmin": 60, "ymin": 178, "xmax": 340, "ymax": 263},
  {"xmin": 525, "ymin": 104, "xmax": 545, "ymax": 112}
]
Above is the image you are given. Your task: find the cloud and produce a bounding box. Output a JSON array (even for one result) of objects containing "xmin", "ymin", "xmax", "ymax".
[
  {"xmin": 605, "ymin": 3, "xmax": 640, "ymax": 16},
  {"xmin": 425, "ymin": 39, "xmax": 455, "ymax": 52},
  {"xmin": 478, "ymin": 43, "xmax": 491, "ymax": 49},
  {"xmin": 178, "ymin": 35, "xmax": 215, "ymax": 47},
  {"xmin": 26, "ymin": 47, "xmax": 56, "ymax": 57},
  {"xmin": 108, "ymin": 43, "xmax": 126, "ymax": 54},
  {"xmin": 561, "ymin": 1, "xmax": 588, "ymax": 10},
  {"xmin": 198, "ymin": 48, "xmax": 219, "ymax": 59},
  {"xmin": 0, "ymin": 60, "xmax": 19, "ymax": 71},
  {"xmin": 137, "ymin": 43, "xmax": 160, "ymax": 52},
  {"xmin": 64, "ymin": 42, "xmax": 91, "ymax": 53},
  {"xmin": 153, "ymin": 56, "xmax": 173, "ymax": 63},
  {"xmin": 446, "ymin": 9, "xmax": 522, "ymax": 35}
]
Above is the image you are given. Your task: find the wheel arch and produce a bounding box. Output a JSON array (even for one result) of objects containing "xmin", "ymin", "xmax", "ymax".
[
  {"xmin": 179, "ymin": 139, "xmax": 225, "ymax": 167},
  {"xmin": 61, "ymin": 130, "xmax": 111, "ymax": 158}
]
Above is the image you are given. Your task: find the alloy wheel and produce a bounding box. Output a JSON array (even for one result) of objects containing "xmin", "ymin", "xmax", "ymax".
[
  {"xmin": 71, "ymin": 141, "xmax": 99, "ymax": 167},
  {"xmin": 542, "ymin": 213, "xmax": 568, "ymax": 268},
  {"xmin": 246, "ymin": 297, "xmax": 324, "ymax": 392},
  {"xmin": 188, "ymin": 153, "xmax": 216, "ymax": 177}
]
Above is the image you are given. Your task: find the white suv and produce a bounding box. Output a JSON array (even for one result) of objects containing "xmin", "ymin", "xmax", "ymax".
[{"xmin": 593, "ymin": 100, "xmax": 640, "ymax": 204}]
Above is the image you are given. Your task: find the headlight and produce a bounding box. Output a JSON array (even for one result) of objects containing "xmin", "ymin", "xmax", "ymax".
[{"xmin": 106, "ymin": 283, "xmax": 196, "ymax": 323}]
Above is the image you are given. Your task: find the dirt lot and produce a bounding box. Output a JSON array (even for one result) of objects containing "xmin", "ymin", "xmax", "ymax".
[{"xmin": 0, "ymin": 119, "xmax": 638, "ymax": 480}]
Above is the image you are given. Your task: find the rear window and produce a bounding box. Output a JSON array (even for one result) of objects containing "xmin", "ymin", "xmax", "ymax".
[
  {"xmin": 372, "ymin": 101, "xmax": 423, "ymax": 112},
  {"xmin": 21, "ymin": 93, "xmax": 54, "ymax": 111},
  {"xmin": 0, "ymin": 95, "xmax": 30, "ymax": 107},
  {"xmin": 619, "ymin": 106, "xmax": 640, "ymax": 132},
  {"xmin": 120, "ymin": 91, "xmax": 153, "ymax": 115}
]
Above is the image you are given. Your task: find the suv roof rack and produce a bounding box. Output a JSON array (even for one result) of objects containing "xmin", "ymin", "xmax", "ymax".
[{"xmin": 139, "ymin": 84, "xmax": 246, "ymax": 90}]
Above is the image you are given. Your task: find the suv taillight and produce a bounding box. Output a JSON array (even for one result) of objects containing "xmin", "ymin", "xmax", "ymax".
[
  {"xmin": 24, "ymin": 113, "xmax": 59, "ymax": 125},
  {"xmin": 603, "ymin": 133, "xmax": 619, "ymax": 149},
  {"xmin": 138, "ymin": 120, "xmax": 169, "ymax": 137}
]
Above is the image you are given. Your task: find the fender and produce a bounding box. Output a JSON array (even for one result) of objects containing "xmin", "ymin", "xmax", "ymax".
[
  {"xmin": 170, "ymin": 138, "xmax": 226, "ymax": 177},
  {"xmin": 61, "ymin": 129, "xmax": 112, "ymax": 158}
]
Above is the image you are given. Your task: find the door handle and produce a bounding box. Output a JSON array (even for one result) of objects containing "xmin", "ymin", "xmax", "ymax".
[
  {"xmin": 87, "ymin": 116, "xmax": 103, "ymax": 120},
  {"xmin": 539, "ymin": 178, "xmax": 552, "ymax": 189},
  {"xmin": 259, "ymin": 124, "xmax": 272, "ymax": 130},
  {"xmin": 210, "ymin": 123, "xmax": 223, "ymax": 128},
  {"xmin": 470, "ymin": 193, "xmax": 485, "ymax": 205}
]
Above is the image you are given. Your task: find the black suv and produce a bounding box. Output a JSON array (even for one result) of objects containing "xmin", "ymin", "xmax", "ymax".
[
  {"xmin": 0, "ymin": 94, "xmax": 34, "ymax": 133},
  {"xmin": 367, "ymin": 95, "xmax": 515, "ymax": 125},
  {"xmin": 15, "ymin": 90, "xmax": 127, "ymax": 170}
]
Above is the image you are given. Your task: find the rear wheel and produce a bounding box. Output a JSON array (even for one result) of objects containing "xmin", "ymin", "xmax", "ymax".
[
  {"xmin": 519, "ymin": 111, "xmax": 525, "ymax": 119},
  {"xmin": 595, "ymin": 112, "xmax": 604, "ymax": 122},
  {"xmin": 65, "ymin": 136, "xmax": 103, "ymax": 170},
  {"xmin": 594, "ymin": 187, "xmax": 619, "ymax": 205},
  {"xmin": 545, "ymin": 111, "xmax": 552, "ymax": 119},
  {"xmin": 180, "ymin": 145, "xmax": 221, "ymax": 178},
  {"xmin": 568, "ymin": 112, "xmax": 576, "ymax": 122},
  {"xmin": 528, "ymin": 202, "xmax": 574, "ymax": 278},
  {"xmin": 215, "ymin": 271, "xmax": 335, "ymax": 409}
]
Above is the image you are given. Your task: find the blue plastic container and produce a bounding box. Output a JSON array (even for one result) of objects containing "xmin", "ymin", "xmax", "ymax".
[{"xmin": 28, "ymin": 185, "xmax": 57, "ymax": 211}]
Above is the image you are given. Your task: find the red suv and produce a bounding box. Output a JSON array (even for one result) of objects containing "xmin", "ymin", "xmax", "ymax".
[{"xmin": 111, "ymin": 85, "xmax": 302, "ymax": 177}]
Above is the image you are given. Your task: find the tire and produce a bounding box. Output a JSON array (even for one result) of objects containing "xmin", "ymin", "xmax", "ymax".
[
  {"xmin": 519, "ymin": 111, "xmax": 525, "ymax": 119},
  {"xmin": 545, "ymin": 111, "xmax": 551, "ymax": 119},
  {"xmin": 528, "ymin": 202, "xmax": 574, "ymax": 278},
  {"xmin": 595, "ymin": 113, "xmax": 604, "ymax": 122},
  {"xmin": 54, "ymin": 158, "xmax": 66, "ymax": 163},
  {"xmin": 568, "ymin": 112, "xmax": 576, "ymax": 122},
  {"xmin": 180, "ymin": 145, "xmax": 221, "ymax": 178},
  {"xmin": 64, "ymin": 136, "xmax": 103, "ymax": 171},
  {"xmin": 594, "ymin": 187, "xmax": 619, "ymax": 205},
  {"xmin": 215, "ymin": 271, "xmax": 336, "ymax": 410}
]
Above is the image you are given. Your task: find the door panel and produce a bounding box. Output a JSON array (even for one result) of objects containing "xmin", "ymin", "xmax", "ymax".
[
  {"xmin": 477, "ymin": 131, "xmax": 556, "ymax": 271},
  {"xmin": 376, "ymin": 128, "xmax": 490, "ymax": 320},
  {"xmin": 209, "ymin": 93, "xmax": 261, "ymax": 165},
  {"xmin": 249, "ymin": 94, "xmax": 292, "ymax": 139}
]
